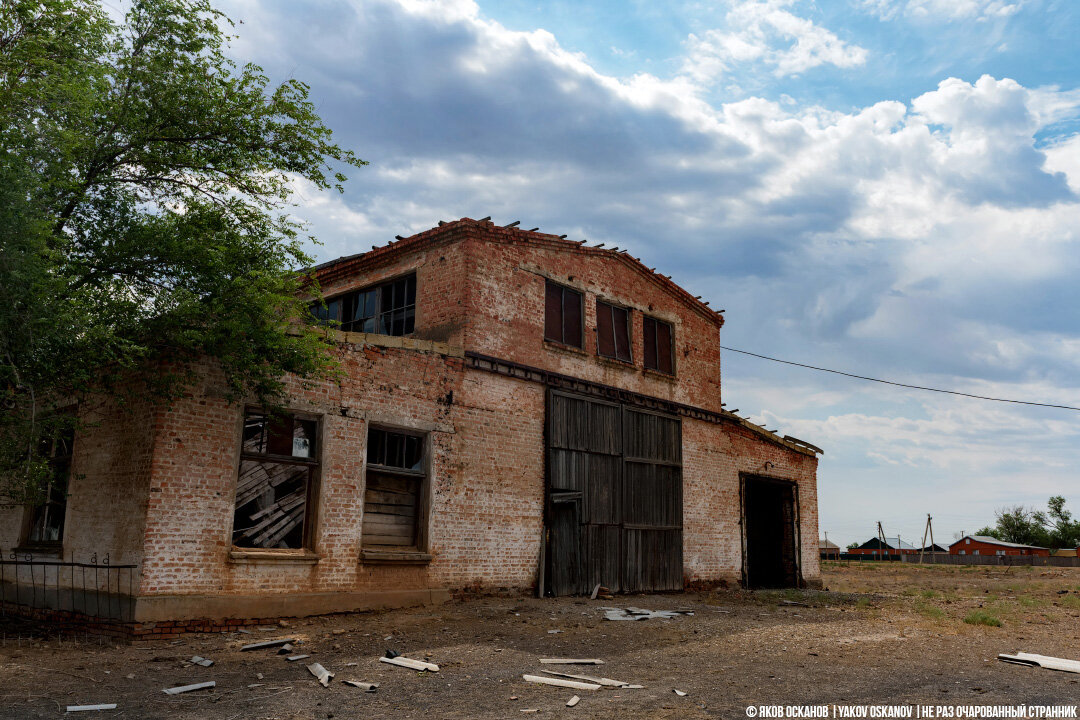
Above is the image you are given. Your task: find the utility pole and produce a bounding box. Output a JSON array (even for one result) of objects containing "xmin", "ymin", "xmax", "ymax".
[
  {"xmin": 920, "ymin": 514, "xmax": 932, "ymax": 564},
  {"xmin": 877, "ymin": 521, "xmax": 887, "ymax": 561}
]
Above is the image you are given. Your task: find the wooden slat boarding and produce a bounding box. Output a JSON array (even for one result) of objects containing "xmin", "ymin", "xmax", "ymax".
[
  {"xmin": 546, "ymin": 391, "xmax": 682, "ymax": 596},
  {"xmin": 362, "ymin": 471, "xmax": 419, "ymax": 547}
]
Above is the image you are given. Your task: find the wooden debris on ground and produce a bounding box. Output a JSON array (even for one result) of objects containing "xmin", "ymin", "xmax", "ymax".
[
  {"xmin": 379, "ymin": 655, "xmax": 440, "ymax": 672},
  {"xmin": 567, "ymin": 695, "xmax": 581, "ymax": 707},
  {"xmin": 65, "ymin": 705, "xmax": 118, "ymax": 712},
  {"xmin": 590, "ymin": 584, "xmax": 601, "ymax": 600},
  {"xmin": 541, "ymin": 670, "xmax": 627, "ymax": 687},
  {"xmin": 343, "ymin": 680, "xmax": 379, "ymax": 692},
  {"xmin": 522, "ymin": 674, "xmax": 601, "ymax": 691},
  {"xmin": 240, "ymin": 638, "xmax": 296, "ymax": 651},
  {"xmin": 189, "ymin": 656, "xmax": 213, "ymax": 667},
  {"xmin": 998, "ymin": 652, "xmax": 1080, "ymax": 673},
  {"xmin": 308, "ymin": 663, "xmax": 335, "ymax": 687},
  {"xmin": 163, "ymin": 681, "xmax": 216, "ymax": 695},
  {"xmin": 538, "ymin": 658, "xmax": 604, "ymax": 665}
]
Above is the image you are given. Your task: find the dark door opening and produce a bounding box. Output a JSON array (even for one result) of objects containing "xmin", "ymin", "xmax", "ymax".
[{"xmin": 743, "ymin": 477, "xmax": 800, "ymax": 588}]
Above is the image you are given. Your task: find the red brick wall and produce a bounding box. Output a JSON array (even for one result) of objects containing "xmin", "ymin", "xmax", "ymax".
[{"xmin": 950, "ymin": 539, "xmax": 1049, "ymax": 557}]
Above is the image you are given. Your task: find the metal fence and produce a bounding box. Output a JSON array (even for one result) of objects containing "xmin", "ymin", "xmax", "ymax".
[{"xmin": 0, "ymin": 549, "xmax": 137, "ymax": 640}]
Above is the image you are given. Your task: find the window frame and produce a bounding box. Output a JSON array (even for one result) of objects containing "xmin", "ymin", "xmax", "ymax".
[
  {"xmin": 311, "ymin": 272, "xmax": 417, "ymax": 337},
  {"xmin": 362, "ymin": 425, "xmax": 430, "ymax": 555},
  {"xmin": 543, "ymin": 279, "xmax": 585, "ymax": 349},
  {"xmin": 22, "ymin": 423, "xmax": 75, "ymax": 550},
  {"xmin": 231, "ymin": 407, "xmax": 323, "ymax": 553},
  {"xmin": 595, "ymin": 298, "xmax": 633, "ymax": 364},
  {"xmin": 642, "ymin": 315, "xmax": 675, "ymax": 375}
]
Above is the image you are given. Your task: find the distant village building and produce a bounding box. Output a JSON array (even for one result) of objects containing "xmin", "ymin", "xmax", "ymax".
[
  {"xmin": 819, "ymin": 539, "xmax": 840, "ymax": 560},
  {"xmin": 848, "ymin": 537, "xmax": 918, "ymax": 557},
  {"xmin": 1, "ymin": 218, "xmax": 823, "ymax": 636},
  {"xmin": 949, "ymin": 536, "xmax": 1049, "ymax": 557}
]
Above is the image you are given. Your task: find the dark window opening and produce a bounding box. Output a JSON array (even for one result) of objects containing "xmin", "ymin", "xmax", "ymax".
[
  {"xmin": 643, "ymin": 316, "xmax": 674, "ymax": 375},
  {"xmin": 596, "ymin": 300, "xmax": 632, "ymax": 363},
  {"xmin": 364, "ymin": 428, "xmax": 426, "ymax": 550},
  {"xmin": 544, "ymin": 280, "xmax": 583, "ymax": 348},
  {"xmin": 311, "ymin": 274, "xmax": 416, "ymax": 336},
  {"xmin": 27, "ymin": 426, "xmax": 74, "ymax": 545},
  {"xmin": 234, "ymin": 410, "xmax": 319, "ymax": 550}
]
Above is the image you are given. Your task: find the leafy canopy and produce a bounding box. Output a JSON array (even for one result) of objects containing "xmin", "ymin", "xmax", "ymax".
[
  {"xmin": 0, "ymin": 0, "xmax": 364, "ymax": 502},
  {"xmin": 974, "ymin": 496, "xmax": 1080, "ymax": 549}
]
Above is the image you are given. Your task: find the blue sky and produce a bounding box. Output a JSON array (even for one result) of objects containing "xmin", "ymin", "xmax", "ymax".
[{"xmin": 200, "ymin": 0, "xmax": 1080, "ymax": 547}]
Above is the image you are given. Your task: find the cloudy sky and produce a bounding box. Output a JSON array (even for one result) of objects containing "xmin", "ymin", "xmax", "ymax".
[{"xmin": 205, "ymin": 0, "xmax": 1080, "ymax": 547}]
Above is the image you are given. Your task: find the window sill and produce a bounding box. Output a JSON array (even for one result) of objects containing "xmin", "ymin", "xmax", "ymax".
[
  {"xmin": 544, "ymin": 339, "xmax": 587, "ymax": 357},
  {"xmin": 361, "ymin": 549, "xmax": 433, "ymax": 565},
  {"xmin": 643, "ymin": 367, "xmax": 677, "ymax": 382},
  {"xmin": 12, "ymin": 545, "xmax": 63, "ymax": 559},
  {"xmin": 228, "ymin": 549, "xmax": 321, "ymax": 565},
  {"xmin": 596, "ymin": 354, "xmax": 636, "ymax": 371}
]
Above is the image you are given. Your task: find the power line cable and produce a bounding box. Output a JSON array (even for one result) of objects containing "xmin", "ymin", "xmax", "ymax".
[{"xmin": 720, "ymin": 345, "xmax": 1080, "ymax": 412}]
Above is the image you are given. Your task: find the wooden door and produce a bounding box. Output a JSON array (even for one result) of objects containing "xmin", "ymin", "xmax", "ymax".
[{"xmin": 546, "ymin": 391, "xmax": 682, "ymax": 595}]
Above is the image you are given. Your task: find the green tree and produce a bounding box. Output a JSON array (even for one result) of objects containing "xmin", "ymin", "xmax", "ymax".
[
  {"xmin": 0, "ymin": 0, "xmax": 364, "ymax": 503},
  {"xmin": 977, "ymin": 499, "xmax": 1080, "ymax": 549}
]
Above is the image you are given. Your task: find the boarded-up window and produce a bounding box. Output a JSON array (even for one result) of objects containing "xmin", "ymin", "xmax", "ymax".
[
  {"xmin": 596, "ymin": 300, "xmax": 631, "ymax": 362},
  {"xmin": 27, "ymin": 425, "xmax": 74, "ymax": 545},
  {"xmin": 233, "ymin": 410, "xmax": 319, "ymax": 550},
  {"xmin": 311, "ymin": 273, "xmax": 416, "ymax": 336},
  {"xmin": 643, "ymin": 316, "xmax": 674, "ymax": 375},
  {"xmin": 363, "ymin": 428, "xmax": 426, "ymax": 549},
  {"xmin": 544, "ymin": 280, "xmax": 583, "ymax": 348}
]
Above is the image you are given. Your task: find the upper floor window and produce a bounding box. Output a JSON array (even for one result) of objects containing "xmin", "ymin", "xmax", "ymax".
[
  {"xmin": 643, "ymin": 316, "xmax": 674, "ymax": 375},
  {"xmin": 596, "ymin": 299, "xmax": 631, "ymax": 363},
  {"xmin": 233, "ymin": 409, "xmax": 320, "ymax": 550},
  {"xmin": 544, "ymin": 280, "xmax": 583, "ymax": 348},
  {"xmin": 312, "ymin": 273, "xmax": 416, "ymax": 336},
  {"xmin": 26, "ymin": 425, "xmax": 74, "ymax": 546}
]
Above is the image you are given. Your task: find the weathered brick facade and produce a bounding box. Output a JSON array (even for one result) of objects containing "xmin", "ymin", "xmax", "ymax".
[{"xmin": 1, "ymin": 218, "xmax": 821, "ymax": 628}]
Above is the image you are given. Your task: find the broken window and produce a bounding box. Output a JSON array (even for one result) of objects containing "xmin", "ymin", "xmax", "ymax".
[
  {"xmin": 643, "ymin": 316, "xmax": 674, "ymax": 375},
  {"xmin": 311, "ymin": 273, "xmax": 416, "ymax": 336},
  {"xmin": 596, "ymin": 300, "xmax": 632, "ymax": 363},
  {"xmin": 363, "ymin": 428, "xmax": 426, "ymax": 550},
  {"xmin": 233, "ymin": 410, "xmax": 319, "ymax": 550},
  {"xmin": 544, "ymin": 280, "xmax": 583, "ymax": 348},
  {"xmin": 26, "ymin": 426, "xmax": 74, "ymax": 545}
]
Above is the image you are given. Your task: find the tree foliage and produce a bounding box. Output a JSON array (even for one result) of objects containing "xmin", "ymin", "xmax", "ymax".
[
  {"xmin": 0, "ymin": 0, "xmax": 364, "ymax": 503},
  {"xmin": 976, "ymin": 497, "xmax": 1080, "ymax": 549}
]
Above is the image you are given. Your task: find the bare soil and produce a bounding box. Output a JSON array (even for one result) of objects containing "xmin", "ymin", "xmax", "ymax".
[{"xmin": 4, "ymin": 562, "xmax": 1080, "ymax": 718}]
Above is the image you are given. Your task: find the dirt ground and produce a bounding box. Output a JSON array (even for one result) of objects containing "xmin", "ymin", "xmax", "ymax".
[{"xmin": 4, "ymin": 562, "xmax": 1080, "ymax": 719}]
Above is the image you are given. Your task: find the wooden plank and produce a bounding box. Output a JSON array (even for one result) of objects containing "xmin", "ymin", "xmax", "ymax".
[
  {"xmin": 366, "ymin": 473, "xmax": 419, "ymax": 494},
  {"xmin": 365, "ymin": 489, "xmax": 417, "ymax": 505},
  {"xmin": 66, "ymin": 705, "xmax": 118, "ymax": 712},
  {"xmin": 523, "ymin": 675, "xmax": 601, "ymax": 691},
  {"xmin": 361, "ymin": 534, "xmax": 415, "ymax": 546},
  {"xmin": 365, "ymin": 502, "xmax": 416, "ymax": 516},
  {"xmin": 363, "ymin": 513, "xmax": 416, "ymax": 527},
  {"xmin": 380, "ymin": 656, "xmax": 439, "ymax": 672},
  {"xmin": 538, "ymin": 659, "xmax": 604, "ymax": 665}
]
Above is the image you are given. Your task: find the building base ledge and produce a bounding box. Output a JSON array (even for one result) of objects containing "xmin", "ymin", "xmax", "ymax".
[{"xmin": 133, "ymin": 587, "xmax": 451, "ymax": 622}]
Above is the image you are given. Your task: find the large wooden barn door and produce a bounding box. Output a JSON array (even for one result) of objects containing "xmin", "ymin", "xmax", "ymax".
[{"xmin": 546, "ymin": 391, "xmax": 682, "ymax": 595}]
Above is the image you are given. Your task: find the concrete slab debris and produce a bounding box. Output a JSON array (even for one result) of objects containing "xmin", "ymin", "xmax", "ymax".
[
  {"xmin": 286, "ymin": 655, "xmax": 311, "ymax": 662},
  {"xmin": 567, "ymin": 695, "xmax": 581, "ymax": 707},
  {"xmin": 673, "ymin": 689, "xmax": 688, "ymax": 696},
  {"xmin": 540, "ymin": 670, "xmax": 627, "ymax": 687},
  {"xmin": 342, "ymin": 680, "xmax": 379, "ymax": 692},
  {"xmin": 65, "ymin": 705, "xmax": 118, "ymax": 712},
  {"xmin": 538, "ymin": 659, "xmax": 604, "ymax": 665},
  {"xmin": 190, "ymin": 656, "xmax": 213, "ymax": 667},
  {"xmin": 999, "ymin": 652, "xmax": 1080, "ymax": 673},
  {"xmin": 163, "ymin": 681, "xmax": 216, "ymax": 695}
]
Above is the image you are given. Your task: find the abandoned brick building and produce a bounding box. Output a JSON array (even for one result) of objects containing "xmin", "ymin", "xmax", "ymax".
[{"xmin": 0, "ymin": 217, "xmax": 822, "ymax": 630}]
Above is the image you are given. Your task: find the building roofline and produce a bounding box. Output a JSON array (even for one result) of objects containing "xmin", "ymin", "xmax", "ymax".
[
  {"xmin": 304, "ymin": 218, "xmax": 725, "ymax": 327},
  {"xmin": 949, "ymin": 535, "xmax": 1049, "ymax": 550}
]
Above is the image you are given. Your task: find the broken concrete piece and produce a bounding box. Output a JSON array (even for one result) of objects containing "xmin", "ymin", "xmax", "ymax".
[
  {"xmin": 307, "ymin": 663, "xmax": 335, "ymax": 687},
  {"xmin": 343, "ymin": 680, "xmax": 379, "ymax": 692},
  {"xmin": 276, "ymin": 643, "xmax": 295, "ymax": 655},
  {"xmin": 286, "ymin": 655, "xmax": 310, "ymax": 662},
  {"xmin": 379, "ymin": 656, "xmax": 440, "ymax": 672},
  {"xmin": 190, "ymin": 656, "xmax": 213, "ymax": 667},
  {"xmin": 65, "ymin": 705, "xmax": 118, "ymax": 712},
  {"xmin": 522, "ymin": 675, "xmax": 601, "ymax": 691},
  {"xmin": 567, "ymin": 695, "xmax": 581, "ymax": 707},
  {"xmin": 538, "ymin": 658, "xmax": 604, "ymax": 665},
  {"xmin": 673, "ymin": 689, "xmax": 688, "ymax": 696},
  {"xmin": 240, "ymin": 638, "xmax": 296, "ymax": 651},
  {"xmin": 163, "ymin": 681, "xmax": 216, "ymax": 695},
  {"xmin": 999, "ymin": 652, "xmax": 1080, "ymax": 673}
]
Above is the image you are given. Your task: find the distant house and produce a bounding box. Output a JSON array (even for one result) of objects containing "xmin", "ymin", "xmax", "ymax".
[
  {"xmin": 849, "ymin": 537, "xmax": 917, "ymax": 557},
  {"xmin": 920, "ymin": 543, "xmax": 947, "ymax": 553},
  {"xmin": 1050, "ymin": 548, "xmax": 1078, "ymax": 558},
  {"xmin": 819, "ymin": 539, "xmax": 840, "ymax": 560},
  {"xmin": 948, "ymin": 535, "xmax": 1050, "ymax": 557}
]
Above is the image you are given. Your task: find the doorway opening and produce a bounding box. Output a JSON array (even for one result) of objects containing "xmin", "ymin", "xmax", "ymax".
[{"xmin": 742, "ymin": 475, "xmax": 800, "ymax": 588}]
